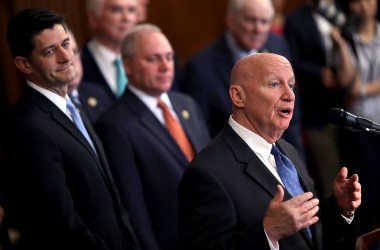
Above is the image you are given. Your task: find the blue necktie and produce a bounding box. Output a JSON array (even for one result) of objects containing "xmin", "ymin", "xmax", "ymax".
[
  {"xmin": 271, "ymin": 145, "xmax": 312, "ymax": 239},
  {"xmin": 114, "ymin": 57, "xmax": 128, "ymax": 97},
  {"xmin": 69, "ymin": 93, "xmax": 81, "ymax": 107},
  {"xmin": 67, "ymin": 98, "xmax": 96, "ymax": 153}
]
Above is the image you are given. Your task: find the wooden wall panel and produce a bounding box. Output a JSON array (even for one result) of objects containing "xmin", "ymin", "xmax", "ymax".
[
  {"xmin": 148, "ymin": 0, "xmax": 229, "ymax": 64},
  {"xmin": 0, "ymin": 0, "xmax": 303, "ymax": 107},
  {"xmin": 9, "ymin": 0, "xmax": 90, "ymax": 53}
]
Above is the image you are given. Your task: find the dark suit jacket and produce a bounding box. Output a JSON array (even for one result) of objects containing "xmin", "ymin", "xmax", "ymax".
[
  {"xmin": 0, "ymin": 86, "xmax": 140, "ymax": 250},
  {"xmin": 77, "ymin": 79, "xmax": 115, "ymax": 124},
  {"xmin": 180, "ymin": 32, "xmax": 305, "ymax": 158},
  {"xmin": 284, "ymin": 5, "xmax": 346, "ymax": 128},
  {"xmin": 80, "ymin": 43, "xmax": 117, "ymax": 123},
  {"xmin": 94, "ymin": 88, "xmax": 211, "ymax": 250},
  {"xmin": 178, "ymin": 124, "xmax": 359, "ymax": 250}
]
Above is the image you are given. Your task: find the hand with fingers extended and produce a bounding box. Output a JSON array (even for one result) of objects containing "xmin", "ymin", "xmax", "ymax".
[
  {"xmin": 263, "ymin": 185, "xmax": 320, "ymax": 242},
  {"xmin": 332, "ymin": 167, "xmax": 361, "ymax": 217}
]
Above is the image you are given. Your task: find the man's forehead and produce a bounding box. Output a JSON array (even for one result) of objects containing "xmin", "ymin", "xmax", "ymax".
[{"xmin": 32, "ymin": 25, "xmax": 67, "ymax": 47}]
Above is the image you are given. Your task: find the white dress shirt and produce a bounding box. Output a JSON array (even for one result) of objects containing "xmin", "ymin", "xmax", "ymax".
[{"xmin": 87, "ymin": 39, "xmax": 120, "ymax": 94}]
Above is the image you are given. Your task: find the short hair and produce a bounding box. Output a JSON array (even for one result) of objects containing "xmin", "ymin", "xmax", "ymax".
[
  {"xmin": 86, "ymin": 0, "xmax": 104, "ymax": 16},
  {"xmin": 6, "ymin": 8, "xmax": 66, "ymax": 58},
  {"xmin": 228, "ymin": 0, "xmax": 246, "ymax": 13},
  {"xmin": 228, "ymin": 0, "xmax": 274, "ymax": 17},
  {"xmin": 86, "ymin": 0, "xmax": 137, "ymax": 16},
  {"xmin": 121, "ymin": 23, "xmax": 161, "ymax": 59}
]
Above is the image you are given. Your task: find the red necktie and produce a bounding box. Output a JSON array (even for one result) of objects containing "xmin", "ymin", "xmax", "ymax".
[{"xmin": 157, "ymin": 99, "xmax": 195, "ymax": 162}]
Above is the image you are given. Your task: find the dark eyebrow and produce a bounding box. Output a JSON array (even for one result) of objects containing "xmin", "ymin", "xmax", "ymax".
[{"xmin": 40, "ymin": 37, "xmax": 70, "ymax": 54}]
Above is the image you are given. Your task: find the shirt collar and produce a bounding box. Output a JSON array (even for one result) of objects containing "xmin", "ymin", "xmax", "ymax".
[
  {"xmin": 228, "ymin": 116, "xmax": 273, "ymax": 160},
  {"xmin": 128, "ymin": 84, "xmax": 173, "ymax": 112},
  {"xmin": 27, "ymin": 80, "xmax": 68, "ymax": 114},
  {"xmin": 225, "ymin": 32, "xmax": 260, "ymax": 63},
  {"xmin": 88, "ymin": 39, "xmax": 119, "ymax": 63}
]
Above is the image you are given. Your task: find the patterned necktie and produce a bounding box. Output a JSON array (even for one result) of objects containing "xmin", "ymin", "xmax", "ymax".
[
  {"xmin": 66, "ymin": 98, "xmax": 96, "ymax": 153},
  {"xmin": 157, "ymin": 99, "xmax": 195, "ymax": 162},
  {"xmin": 271, "ymin": 144, "xmax": 312, "ymax": 239},
  {"xmin": 114, "ymin": 57, "xmax": 128, "ymax": 97}
]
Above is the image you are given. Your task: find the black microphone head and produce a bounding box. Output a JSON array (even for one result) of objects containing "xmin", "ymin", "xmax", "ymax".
[{"xmin": 327, "ymin": 108, "xmax": 357, "ymax": 127}]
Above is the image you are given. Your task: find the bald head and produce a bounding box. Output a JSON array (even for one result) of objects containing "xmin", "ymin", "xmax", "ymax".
[
  {"xmin": 229, "ymin": 53, "xmax": 295, "ymax": 142},
  {"xmin": 230, "ymin": 53, "xmax": 291, "ymax": 88}
]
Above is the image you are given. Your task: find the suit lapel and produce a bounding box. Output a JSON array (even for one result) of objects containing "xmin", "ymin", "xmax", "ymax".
[
  {"xmin": 125, "ymin": 90, "xmax": 189, "ymax": 164},
  {"xmin": 221, "ymin": 125, "xmax": 282, "ymax": 197},
  {"xmin": 28, "ymin": 88, "xmax": 100, "ymax": 162},
  {"xmin": 221, "ymin": 124, "xmax": 315, "ymax": 246},
  {"xmin": 169, "ymin": 93, "xmax": 204, "ymax": 154}
]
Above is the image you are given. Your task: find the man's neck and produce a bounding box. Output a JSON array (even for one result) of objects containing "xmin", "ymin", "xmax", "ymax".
[{"xmin": 93, "ymin": 36, "xmax": 121, "ymax": 54}]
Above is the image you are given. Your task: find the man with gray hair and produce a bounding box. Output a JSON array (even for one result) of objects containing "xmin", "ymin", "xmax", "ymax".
[
  {"xmin": 80, "ymin": 0, "xmax": 137, "ymax": 123},
  {"xmin": 180, "ymin": 0, "xmax": 305, "ymax": 160}
]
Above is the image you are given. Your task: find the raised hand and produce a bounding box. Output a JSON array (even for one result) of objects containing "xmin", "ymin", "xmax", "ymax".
[
  {"xmin": 332, "ymin": 167, "xmax": 361, "ymax": 217},
  {"xmin": 263, "ymin": 185, "xmax": 319, "ymax": 242}
]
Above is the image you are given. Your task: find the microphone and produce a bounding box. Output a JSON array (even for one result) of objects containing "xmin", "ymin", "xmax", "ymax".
[{"xmin": 327, "ymin": 108, "xmax": 380, "ymax": 132}]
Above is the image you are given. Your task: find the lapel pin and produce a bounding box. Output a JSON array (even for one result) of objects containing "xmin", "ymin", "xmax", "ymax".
[
  {"xmin": 181, "ymin": 109, "xmax": 190, "ymax": 120},
  {"xmin": 87, "ymin": 97, "xmax": 98, "ymax": 107}
]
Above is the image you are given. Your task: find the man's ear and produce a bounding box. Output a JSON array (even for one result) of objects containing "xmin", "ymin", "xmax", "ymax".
[
  {"xmin": 14, "ymin": 56, "xmax": 33, "ymax": 75},
  {"xmin": 230, "ymin": 84, "xmax": 245, "ymax": 108},
  {"xmin": 122, "ymin": 58, "xmax": 132, "ymax": 76}
]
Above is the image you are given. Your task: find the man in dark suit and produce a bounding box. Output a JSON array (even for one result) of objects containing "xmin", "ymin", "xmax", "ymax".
[
  {"xmin": 180, "ymin": 0, "xmax": 305, "ymax": 159},
  {"xmin": 95, "ymin": 24, "xmax": 211, "ymax": 250},
  {"xmin": 178, "ymin": 53, "xmax": 362, "ymax": 250},
  {"xmin": 284, "ymin": 0, "xmax": 353, "ymax": 199},
  {"xmin": 80, "ymin": 0, "xmax": 138, "ymax": 123},
  {"xmin": 1, "ymin": 8, "xmax": 140, "ymax": 250}
]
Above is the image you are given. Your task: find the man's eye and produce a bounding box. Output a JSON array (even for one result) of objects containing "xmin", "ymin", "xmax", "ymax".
[
  {"xmin": 44, "ymin": 49, "xmax": 54, "ymax": 56},
  {"xmin": 146, "ymin": 57, "xmax": 159, "ymax": 62},
  {"xmin": 270, "ymin": 82, "xmax": 279, "ymax": 87},
  {"xmin": 62, "ymin": 42, "xmax": 70, "ymax": 49}
]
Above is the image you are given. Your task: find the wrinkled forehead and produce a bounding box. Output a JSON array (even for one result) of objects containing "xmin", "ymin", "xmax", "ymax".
[
  {"xmin": 263, "ymin": 55, "xmax": 292, "ymax": 72},
  {"xmin": 246, "ymin": 54, "xmax": 294, "ymax": 83},
  {"xmin": 262, "ymin": 57, "xmax": 294, "ymax": 79}
]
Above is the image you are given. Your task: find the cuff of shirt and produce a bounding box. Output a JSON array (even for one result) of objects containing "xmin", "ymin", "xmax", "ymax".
[
  {"xmin": 341, "ymin": 210, "xmax": 355, "ymax": 224},
  {"xmin": 264, "ymin": 228, "xmax": 279, "ymax": 250}
]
